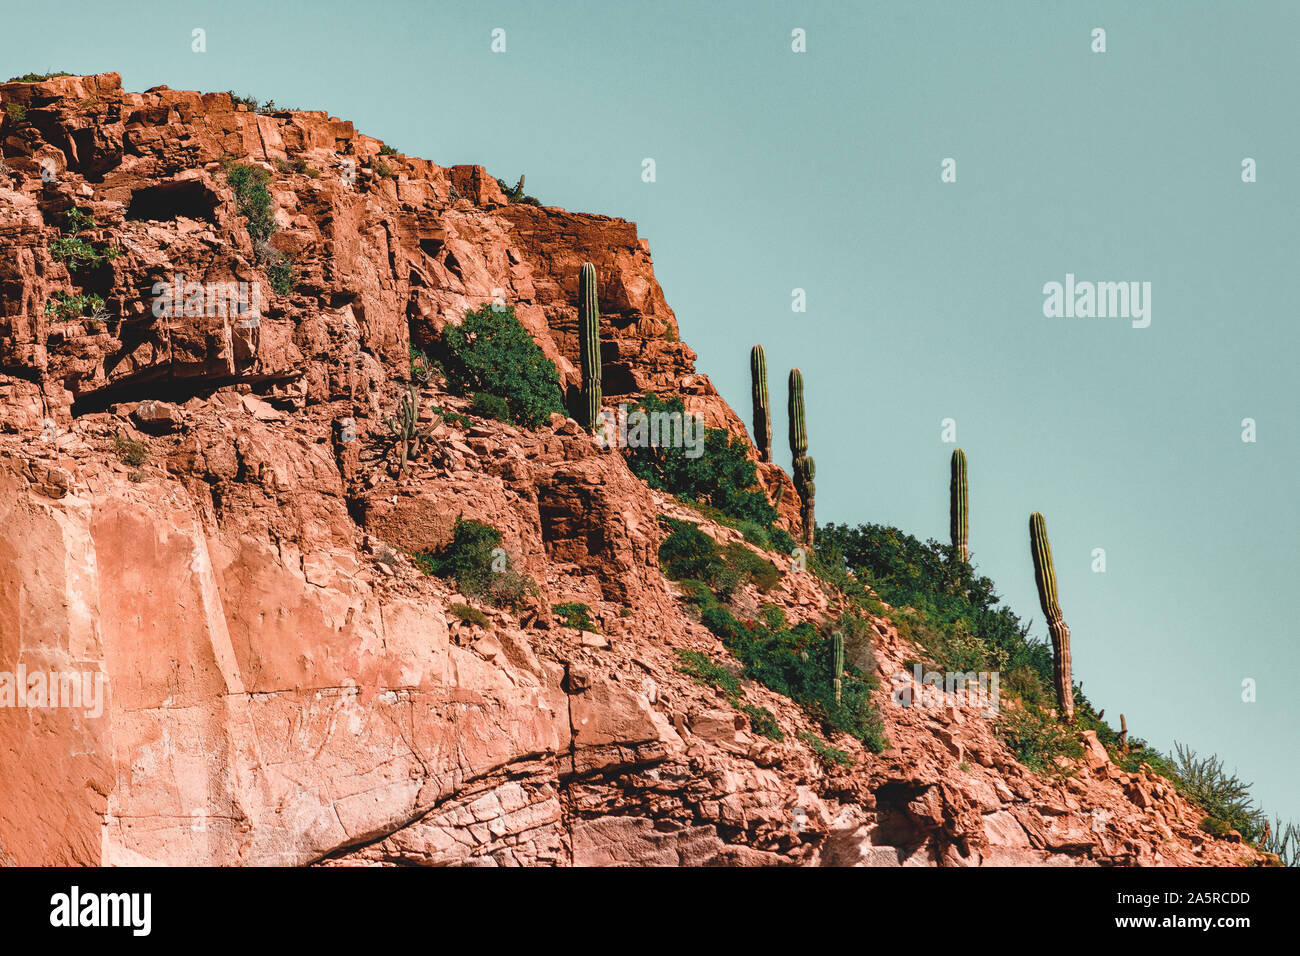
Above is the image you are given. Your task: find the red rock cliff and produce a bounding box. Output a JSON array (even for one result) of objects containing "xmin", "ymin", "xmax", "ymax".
[{"xmin": 0, "ymin": 75, "xmax": 1259, "ymax": 867}]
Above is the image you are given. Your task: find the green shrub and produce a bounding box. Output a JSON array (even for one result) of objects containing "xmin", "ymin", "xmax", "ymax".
[
  {"xmin": 495, "ymin": 176, "xmax": 541, "ymax": 205},
  {"xmin": 1169, "ymin": 743, "xmax": 1263, "ymax": 842},
  {"xmin": 228, "ymin": 92, "xmax": 260, "ymax": 110},
  {"xmin": 819, "ymin": 519, "xmax": 1291, "ymax": 849},
  {"xmin": 818, "ymin": 522, "xmax": 1053, "ymax": 704},
  {"xmin": 798, "ymin": 730, "xmax": 854, "ymax": 770},
  {"xmin": 113, "ymin": 434, "xmax": 148, "ymax": 467},
  {"xmin": 1199, "ymin": 816, "xmax": 1232, "ymax": 838},
  {"xmin": 50, "ymin": 235, "xmax": 104, "ymax": 267},
  {"xmin": 553, "ymin": 601, "xmax": 598, "ymax": 632},
  {"xmin": 996, "ymin": 706, "xmax": 1082, "ymax": 777},
  {"xmin": 659, "ymin": 516, "xmax": 885, "ymax": 751},
  {"xmin": 470, "ymin": 391, "xmax": 511, "ymax": 423},
  {"xmin": 45, "ymin": 291, "xmax": 106, "ymax": 323},
  {"xmin": 273, "ymin": 156, "xmax": 318, "ymax": 178},
  {"xmin": 432, "ymin": 405, "xmax": 472, "ymax": 429},
  {"xmin": 8, "ymin": 71, "xmax": 73, "ymax": 83},
  {"xmin": 48, "ymin": 208, "xmax": 120, "ymax": 269},
  {"xmin": 373, "ymin": 159, "xmax": 396, "ymax": 179},
  {"xmin": 223, "ymin": 162, "xmax": 276, "ymax": 244},
  {"xmin": 437, "ymin": 304, "xmax": 565, "ymax": 428},
  {"xmin": 676, "ymin": 649, "xmax": 744, "ymax": 699},
  {"xmin": 411, "ymin": 517, "xmax": 535, "ymax": 610},
  {"xmin": 223, "ymin": 162, "xmax": 299, "ymax": 294},
  {"xmin": 658, "ymin": 517, "xmax": 726, "ymax": 583},
  {"xmin": 741, "ymin": 703, "xmax": 784, "ymax": 741},
  {"xmin": 722, "ymin": 541, "xmax": 781, "ymax": 592},
  {"xmin": 658, "ymin": 517, "xmax": 782, "ymax": 596},
  {"xmin": 624, "ymin": 392, "xmax": 779, "ymax": 529},
  {"xmin": 761, "ymin": 603, "xmax": 787, "ymax": 631},
  {"xmin": 378, "ymin": 144, "xmax": 399, "ymax": 156},
  {"xmin": 3, "ymin": 102, "xmax": 26, "ymax": 122},
  {"xmin": 266, "ymin": 253, "xmax": 294, "ymax": 295},
  {"xmin": 448, "ymin": 602, "xmax": 489, "ymax": 628}
]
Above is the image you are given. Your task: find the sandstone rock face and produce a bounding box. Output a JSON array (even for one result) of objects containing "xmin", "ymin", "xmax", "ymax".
[{"xmin": 0, "ymin": 75, "xmax": 1265, "ymax": 867}]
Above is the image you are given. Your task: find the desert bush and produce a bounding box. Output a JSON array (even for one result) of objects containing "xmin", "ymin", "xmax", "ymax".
[
  {"xmin": 45, "ymin": 291, "xmax": 106, "ymax": 323},
  {"xmin": 411, "ymin": 517, "xmax": 535, "ymax": 610},
  {"xmin": 49, "ymin": 208, "xmax": 120, "ymax": 269},
  {"xmin": 1169, "ymin": 743, "xmax": 1263, "ymax": 842},
  {"xmin": 265, "ymin": 252, "xmax": 294, "ymax": 295},
  {"xmin": 996, "ymin": 706, "xmax": 1083, "ymax": 777},
  {"xmin": 223, "ymin": 162, "xmax": 275, "ymax": 243},
  {"xmin": 113, "ymin": 434, "xmax": 148, "ymax": 467},
  {"xmin": 553, "ymin": 601, "xmax": 598, "ymax": 632},
  {"xmin": 658, "ymin": 517, "xmax": 727, "ymax": 586},
  {"xmin": 447, "ymin": 603, "xmax": 489, "ymax": 628},
  {"xmin": 740, "ymin": 704, "xmax": 784, "ymax": 741},
  {"xmin": 470, "ymin": 391, "xmax": 511, "ymax": 423},
  {"xmin": 9, "ymin": 71, "xmax": 73, "ymax": 83},
  {"xmin": 623, "ymin": 392, "xmax": 779, "ymax": 530},
  {"xmin": 437, "ymin": 304, "xmax": 565, "ymax": 428},
  {"xmin": 676, "ymin": 649, "xmax": 743, "ymax": 699},
  {"xmin": 798, "ymin": 730, "xmax": 854, "ymax": 770},
  {"xmin": 721, "ymin": 542, "xmax": 781, "ymax": 592}
]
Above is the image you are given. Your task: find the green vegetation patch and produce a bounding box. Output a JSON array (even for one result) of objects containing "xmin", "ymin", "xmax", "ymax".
[{"xmin": 436, "ymin": 304, "xmax": 565, "ymax": 428}]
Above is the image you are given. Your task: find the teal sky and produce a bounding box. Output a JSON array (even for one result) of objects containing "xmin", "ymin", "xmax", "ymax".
[{"xmin": 5, "ymin": 0, "xmax": 1296, "ymax": 825}]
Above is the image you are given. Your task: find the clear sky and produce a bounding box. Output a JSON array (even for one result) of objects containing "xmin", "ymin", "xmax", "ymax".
[{"xmin": 5, "ymin": 0, "xmax": 1296, "ymax": 825}]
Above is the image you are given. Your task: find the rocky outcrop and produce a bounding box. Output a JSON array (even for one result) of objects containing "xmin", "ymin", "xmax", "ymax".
[{"xmin": 0, "ymin": 75, "xmax": 1265, "ymax": 867}]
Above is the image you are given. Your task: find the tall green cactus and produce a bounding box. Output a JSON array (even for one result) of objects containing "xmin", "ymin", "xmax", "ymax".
[
  {"xmin": 788, "ymin": 368, "xmax": 813, "ymax": 547},
  {"xmin": 1029, "ymin": 512, "xmax": 1074, "ymax": 722},
  {"xmin": 750, "ymin": 345, "xmax": 772, "ymax": 462},
  {"xmin": 832, "ymin": 630, "xmax": 844, "ymax": 705},
  {"xmin": 950, "ymin": 448, "xmax": 969, "ymax": 562},
  {"xmin": 788, "ymin": 368, "xmax": 807, "ymax": 458},
  {"xmin": 578, "ymin": 262, "xmax": 602, "ymax": 431}
]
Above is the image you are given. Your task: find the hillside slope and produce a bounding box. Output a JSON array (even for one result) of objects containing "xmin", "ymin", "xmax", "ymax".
[{"xmin": 0, "ymin": 73, "xmax": 1262, "ymax": 866}]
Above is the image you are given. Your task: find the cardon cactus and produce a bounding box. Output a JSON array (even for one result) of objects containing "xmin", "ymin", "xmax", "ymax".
[
  {"xmin": 578, "ymin": 262, "xmax": 602, "ymax": 431},
  {"xmin": 1029, "ymin": 512, "xmax": 1074, "ymax": 722},
  {"xmin": 950, "ymin": 449, "xmax": 969, "ymax": 562},
  {"xmin": 788, "ymin": 368, "xmax": 814, "ymax": 547},
  {"xmin": 788, "ymin": 368, "xmax": 807, "ymax": 459},
  {"xmin": 387, "ymin": 386, "xmax": 437, "ymax": 479},
  {"xmin": 750, "ymin": 345, "xmax": 772, "ymax": 462},
  {"xmin": 832, "ymin": 630, "xmax": 844, "ymax": 705}
]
